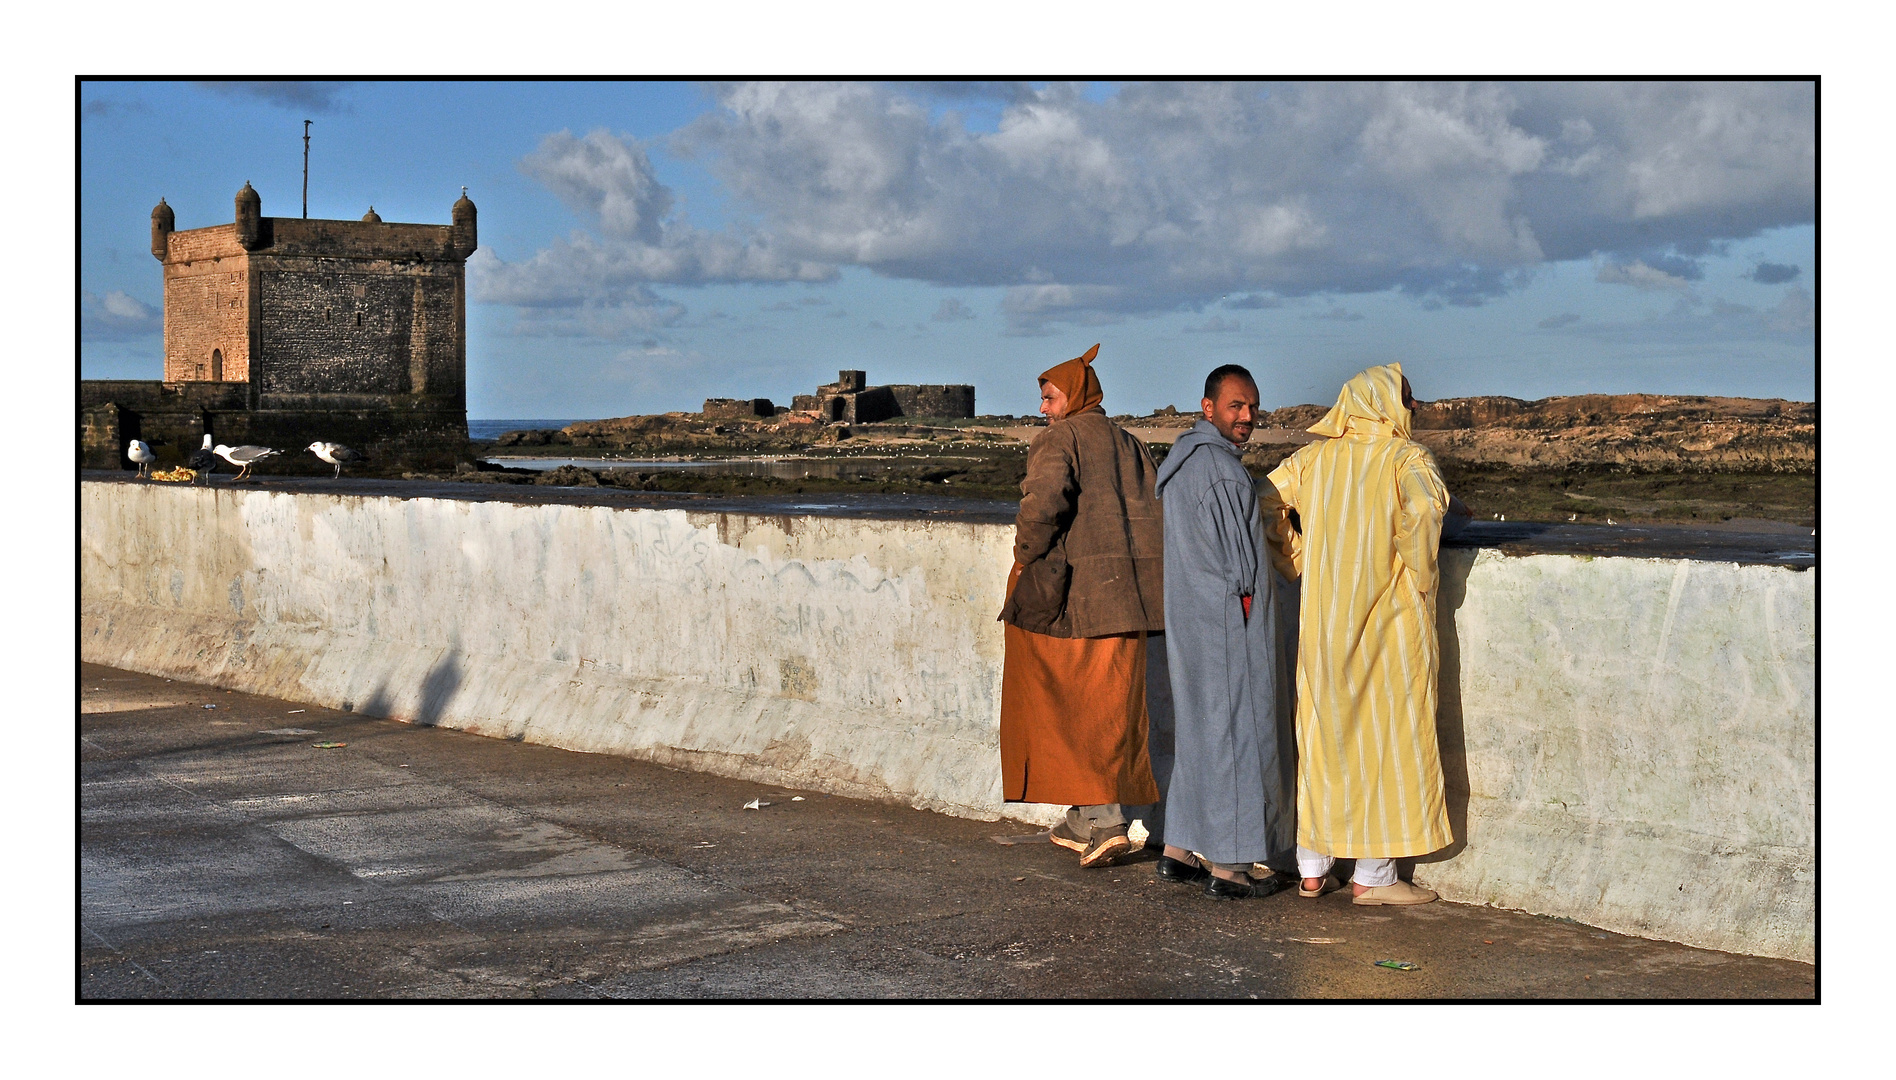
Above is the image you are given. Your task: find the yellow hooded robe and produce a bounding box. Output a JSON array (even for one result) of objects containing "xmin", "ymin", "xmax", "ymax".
[{"xmin": 1262, "ymin": 363, "xmax": 1453, "ymax": 859}]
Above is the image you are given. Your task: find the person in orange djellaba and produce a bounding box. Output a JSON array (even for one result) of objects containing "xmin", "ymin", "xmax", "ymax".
[
  {"xmin": 1261, "ymin": 362, "xmax": 1454, "ymax": 905},
  {"xmin": 998, "ymin": 344, "xmax": 1166, "ymax": 868}
]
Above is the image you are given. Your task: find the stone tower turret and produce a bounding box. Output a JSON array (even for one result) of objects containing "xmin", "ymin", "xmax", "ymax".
[
  {"xmin": 235, "ymin": 181, "xmax": 263, "ymax": 250},
  {"xmin": 361, "ymin": 206, "xmax": 383, "ymax": 223},
  {"xmin": 450, "ymin": 188, "xmax": 477, "ymax": 258},
  {"xmin": 150, "ymin": 198, "xmax": 174, "ymax": 261}
]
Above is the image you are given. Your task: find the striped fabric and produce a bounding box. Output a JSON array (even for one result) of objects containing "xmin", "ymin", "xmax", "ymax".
[{"xmin": 1262, "ymin": 363, "xmax": 1453, "ymax": 859}]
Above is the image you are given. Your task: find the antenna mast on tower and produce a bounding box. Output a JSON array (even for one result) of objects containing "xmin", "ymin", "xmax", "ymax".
[{"xmin": 302, "ymin": 120, "xmax": 312, "ymax": 218}]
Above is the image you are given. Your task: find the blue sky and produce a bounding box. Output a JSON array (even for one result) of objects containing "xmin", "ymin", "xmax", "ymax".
[{"xmin": 81, "ymin": 80, "xmax": 1815, "ymax": 419}]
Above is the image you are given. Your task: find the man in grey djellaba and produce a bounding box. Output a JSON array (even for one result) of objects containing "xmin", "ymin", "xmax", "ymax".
[{"xmin": 1150, "ymin": 363, "xmax": 1297, "ymax": 899}]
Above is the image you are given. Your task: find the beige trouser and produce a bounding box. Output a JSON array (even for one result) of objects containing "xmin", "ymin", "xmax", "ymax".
[{"xmin": 1067, "ymin": 804, "xmax": 1129, "ymax": 835}]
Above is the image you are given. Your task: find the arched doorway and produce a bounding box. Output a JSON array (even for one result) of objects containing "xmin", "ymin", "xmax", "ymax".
[{"xmin": 210, "ymin": 349, "xmax": 223, "ymax": 381}]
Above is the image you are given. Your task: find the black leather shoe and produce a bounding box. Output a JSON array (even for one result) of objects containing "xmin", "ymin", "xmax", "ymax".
[
  {"xmin": 1205, "ymin": 872, "xmax": 1292, "ymax": 900},
  {"xmin": 1156, "ymin": 855, "xmax": 1210, "ymax": 884}
]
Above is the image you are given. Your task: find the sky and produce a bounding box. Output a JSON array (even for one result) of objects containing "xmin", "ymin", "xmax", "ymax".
[{"xmin": 80, "ymin": 80, "xmax": 1816, "ymax": 419}]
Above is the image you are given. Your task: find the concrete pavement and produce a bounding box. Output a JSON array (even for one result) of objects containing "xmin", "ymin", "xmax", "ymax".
[{"xmin": 80, "ymin": 664, "xmax": 1815, "ymax": 999}]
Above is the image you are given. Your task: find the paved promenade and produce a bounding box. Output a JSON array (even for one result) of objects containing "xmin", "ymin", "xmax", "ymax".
[{"xmin": 80, "ymin": 664, "xmax": 1814, "ymax": 999}]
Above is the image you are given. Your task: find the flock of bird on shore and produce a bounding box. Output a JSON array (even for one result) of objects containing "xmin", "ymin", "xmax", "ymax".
[{"xmin": 125, "ymin": 435, "xmax": 367, "ymax": 484}]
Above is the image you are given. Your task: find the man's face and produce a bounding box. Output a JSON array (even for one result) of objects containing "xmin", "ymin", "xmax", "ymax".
[
  {"xmin": 1401, "ymin": 375, "xmax": 1416, "ymax": 411},
  {"xmin": 1201, "ymin": 374, "xmax": 1260, "ymax": 446},
  {"xmin": 1039, "ymin": 381, "xmax": 1069, "ymax": 420}
]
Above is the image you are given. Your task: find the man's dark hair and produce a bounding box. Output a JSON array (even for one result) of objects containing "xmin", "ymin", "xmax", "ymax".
[{"xmin": 1203, "ymin": 364, "xmax": 1256, "ymax": 402}]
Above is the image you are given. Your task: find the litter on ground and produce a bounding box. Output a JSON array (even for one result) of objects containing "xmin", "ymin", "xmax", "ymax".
[
  {"xmin": 1374, "ymin": 959, "xmax": 1419, "ymax": 971},
  {"xmin": 743, "ymin": 798, "xmax": 771, "ymax": 810},
  {"xmin": 312, "ymin": 742, "xmax": 347, "ymax": 749}
]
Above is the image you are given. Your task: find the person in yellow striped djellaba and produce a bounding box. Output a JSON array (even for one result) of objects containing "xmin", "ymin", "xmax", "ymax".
[{"xmin": 1261, "ymin": 362, "xmax": 1456, "ymax": 906}]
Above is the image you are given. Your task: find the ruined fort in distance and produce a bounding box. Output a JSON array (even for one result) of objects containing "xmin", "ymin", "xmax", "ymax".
[{"xmin": 704, "ymin": 370, "xmax": 975, "ymax": 424}]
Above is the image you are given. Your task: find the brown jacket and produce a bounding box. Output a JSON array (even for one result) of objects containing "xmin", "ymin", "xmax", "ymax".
[{"xmin": 1000, "ymin": 407, "xmax": 1165, "ymax": 637}]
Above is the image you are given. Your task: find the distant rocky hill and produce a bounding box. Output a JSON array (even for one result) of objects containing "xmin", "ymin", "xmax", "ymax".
[
  {"xmin": 487, "ymin": 393, "xmax": 1814, "ymax": 475},
  {"xmin": 1254, "ymin": 394, "xmax": 1815, "ymax": 473},
  {"xmin": 1413, "ymin": 394, "xmax": 1813, "ymax": 472}
]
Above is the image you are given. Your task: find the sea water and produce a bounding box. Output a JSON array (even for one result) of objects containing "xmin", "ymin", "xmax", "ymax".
[{"xmin": 477, "ymin": 455, "xmax": 898, "ymax": 480}]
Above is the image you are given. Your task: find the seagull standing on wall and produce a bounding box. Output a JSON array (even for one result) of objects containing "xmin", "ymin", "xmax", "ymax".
[
  {"xmin": 188, "ymin": 435, "xmax": 218, "ymax": 484},
  {"xmin": 214, "ymin": 443, "xmax": 281, "ymax": 482},
  {"xmin": 126, "ymin": 440, "xmax": 155, "ymax": 479},
  {"xmin": 307, "ymin": 441, "xmax": 367, "ymax": 479}
]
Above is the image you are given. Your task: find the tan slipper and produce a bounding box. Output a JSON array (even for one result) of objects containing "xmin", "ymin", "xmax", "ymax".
[
  {"xmin": 1351, "ymin": 880, "xmax": 1438, "ymax": 906},
  {"xmin": 1299, "ymin": 873, "xmax": 1344, "ymax": 898}
]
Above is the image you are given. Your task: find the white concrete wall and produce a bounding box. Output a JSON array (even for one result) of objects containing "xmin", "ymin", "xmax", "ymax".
[
  {"xmin": 1415, "ymin": 548, "xmax": 1814, "ymax": 964},
  {"xmin": 80, "ymin": 482, "xmax": 1814, "ymax": 962}
]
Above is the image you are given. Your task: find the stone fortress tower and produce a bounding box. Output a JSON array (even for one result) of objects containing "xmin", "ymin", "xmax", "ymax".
[{"xmin": 82, "ymin": 183, "xmax": 479, "ymax": 472}]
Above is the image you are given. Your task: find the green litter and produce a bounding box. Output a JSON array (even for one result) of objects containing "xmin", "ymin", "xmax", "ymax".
[
  {"xmin": 312, "ymin": 741, "xmax": 348, "ymax": 749},
  {"xmin": 1374, "ymin": 959, "xmax": 1419, "ymax": 971}
]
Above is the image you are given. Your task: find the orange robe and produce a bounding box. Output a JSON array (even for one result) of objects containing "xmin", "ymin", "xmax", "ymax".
[{"xmin": 1000, "ymin": 563, "xmax": 1160, "ymax": 806}]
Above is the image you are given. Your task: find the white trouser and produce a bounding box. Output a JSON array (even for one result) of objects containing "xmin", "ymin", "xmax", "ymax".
[{"xmin": 1296, "ymin": 845, "xmax": 1397, "ymax": 888}]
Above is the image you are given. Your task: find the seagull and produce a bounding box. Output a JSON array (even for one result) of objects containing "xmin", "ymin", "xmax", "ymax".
[
  {"xmin": 126, "ymin": 439, "xmax": 156, "ymax": 479},
  {"xmin": 307, "ymin": 441, "xmax": 368, "ymax": 479},
  {"xmin": 1606, "ymin": 517, "xmax": 1618, "ymax": 525},
  {"xmin": 187, "ymin": 434, "xmax": 218, "ymax": 483},
  {"xmin": 214, "ymin": 443, "xmax": 281, "ymax": 482}
]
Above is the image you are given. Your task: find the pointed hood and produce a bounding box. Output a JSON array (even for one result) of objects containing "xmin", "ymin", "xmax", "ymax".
[
  {"xmin": 1155, "ymin": 419, "xmax": 1241, "ymax": 498},
  {"xmin": 1309, "ymin": 362, "xmax": 1411, "ymax": 439},
  {"xmin": 1038, "ymin": 343, "xmax": 1104, "ymax": 417}
]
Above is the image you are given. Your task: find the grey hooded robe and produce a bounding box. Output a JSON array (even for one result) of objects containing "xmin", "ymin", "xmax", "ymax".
[{"xmin": 1153, "ymin": 420, "xmax": 1297, "ymax": 866}]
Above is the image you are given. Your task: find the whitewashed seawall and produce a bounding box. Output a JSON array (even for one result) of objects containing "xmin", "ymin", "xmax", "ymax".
[{"xmin": 80, "ymin": 482, "xmax": 1814, "ymax": 962}]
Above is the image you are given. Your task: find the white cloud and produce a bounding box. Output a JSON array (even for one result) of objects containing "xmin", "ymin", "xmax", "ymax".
[
  {"xmin": 675, "ymin": 82, "xmax": 1811, "ymax": 330},
  {"xmin": 932, "ymin": 297, "xmax": 976, "ymax": 321},
  {"xmin": 81, "ymin": 290, "xmax": 161, "ymax": 341},
  {"xmin": 471, "ymin": 130, "xmax": 837, "ymax": 339},
  {"xmin": 1000, "ymin": 283, "xmax": 1129, "ymax": 335},
  {"xmin": 1596, "ymin": 260, "xmax": 1694, "ymax": 291},
  {"xmin": 1223, "ymin": 293, "xmax": 1283, "ymax": 309},
  {"xmin": 523, "ymin": 130, "xmax": 673, "ymax": 244},
  {"xmin": 500, "ymin": 82, "xmax": 1813, "ymax": 337}
]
